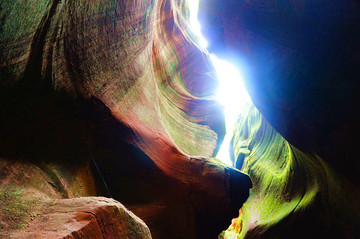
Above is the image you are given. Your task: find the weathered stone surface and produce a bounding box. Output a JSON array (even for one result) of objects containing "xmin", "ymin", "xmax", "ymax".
[
  {"xmin": 1, "ymin": 193, "xmax": 151, "ymax": 239},
  {"xmin": 0, "ymin": 158, "xmax": 97, "ymax": 199},
  {"xmin": 0, "ymin": 161, "xmax": 150, "ymax": 238}
]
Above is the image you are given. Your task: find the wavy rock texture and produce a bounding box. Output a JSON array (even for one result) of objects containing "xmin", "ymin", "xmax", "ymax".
[
  {"xmin": 222, "ymin": 105, "xmax": 360, "ymax": 238},
  {"xmin": 0, "ymin": 0, "xmax": 251, "ymax": 238},
  {"xmin": 199, "ymin": 1, "xmax": 360, "ymax": 238}
]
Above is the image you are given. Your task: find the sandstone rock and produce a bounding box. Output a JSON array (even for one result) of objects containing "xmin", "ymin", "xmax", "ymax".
[
  {"xmin": 0, "ymin": 1, "xmax": 251, "ymax": 238},
  {"xmin": 221, "ymin": 104, "xmax": 360, "ymax": 238},
  {"xmin": 2, "ymin": 195, "xmax": 151, "ymax": 239}
]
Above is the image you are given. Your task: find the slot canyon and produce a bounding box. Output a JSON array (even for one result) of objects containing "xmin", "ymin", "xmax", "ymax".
[{"xmin": 0, "ymin": 0, "xmax": 359, "ymax": 238}]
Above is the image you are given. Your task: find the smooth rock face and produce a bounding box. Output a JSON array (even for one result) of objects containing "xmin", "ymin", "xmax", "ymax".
[
  {"xmin": 0, "ymin": 0, "xmax": 251, "ymax": 238},
  {"xmin": 3, "ymin": 195, "xmax": 152, "ymax": 239},
  {"xmin": 223, "ymin": 104, "xmax": 360, "ymax": 238}
]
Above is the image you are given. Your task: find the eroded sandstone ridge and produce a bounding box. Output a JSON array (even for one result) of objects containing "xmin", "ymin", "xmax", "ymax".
[
  {"xmin": 0, "ymin": 190, "xmax": 151, "ymax": 239},
  {"xmin": 222, "ymin": 105, "xmax": 360, "ymax": 238},
  {"xmin": 0, "ymin": 0, "xmax": 251, "ymax": 238}
]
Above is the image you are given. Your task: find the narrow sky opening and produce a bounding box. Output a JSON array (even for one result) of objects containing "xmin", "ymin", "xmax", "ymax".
[
  {"xmin": 189, "ymin": 1, "xmax": 251, "ymax": 166},
  {"xmin": 188, "ymin": 1, "xmax": 208, "ymax": 49}
]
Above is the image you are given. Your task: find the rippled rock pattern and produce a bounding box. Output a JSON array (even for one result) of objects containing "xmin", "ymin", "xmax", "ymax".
[
  {"xmin": 221, "ymin": 105, "xmax": 360, "ymax": 238},
  {"xmin": 0, "ymin": 1, "xmax": 251, "ymax": 238}
]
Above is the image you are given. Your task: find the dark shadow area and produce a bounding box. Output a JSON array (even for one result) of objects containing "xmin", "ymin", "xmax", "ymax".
[
  {"xmin": 0, "ymin": 87, "xmax": 251, "ymax": 238},
  {"xmin": 86, "ymin": 96, "xmax": 252, "ymax": 239},
  {"xmin": 198, "ymin": 0, "xmax": 360, "ymax": 183}
]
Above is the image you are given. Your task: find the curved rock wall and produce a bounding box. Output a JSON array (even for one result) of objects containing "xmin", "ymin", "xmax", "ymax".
[
  {"xmin": 0, "ymin": 0, "xmax": 250, "ymax": 238},
  {"xmin": 223, "ymin": 105, "xmax": 360, "ymax": 238},
  {"xmin": 199, "ymin": 1, "xmax": 360, "ymax": 238}
]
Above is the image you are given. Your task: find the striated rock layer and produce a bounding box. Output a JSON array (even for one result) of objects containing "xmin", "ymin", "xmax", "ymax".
[
  {"xmin": 223, "ymin": 105, "xmax": 360, "ymax": 238},
  {"xmin": 0, "ymin": 0, "xmax": 251, "ymax": 238}
]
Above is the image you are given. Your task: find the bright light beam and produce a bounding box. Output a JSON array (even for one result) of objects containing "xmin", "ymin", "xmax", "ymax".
[
  {"xmin": 210, "ymin": 55, "xmax": 251, "ymax": 166},
  {"xmin": 188, "ymin": 1, "xmax": 208, "ymax": 48},
  {"xmin": 188, "ymin": 1, "xmax": 251, "ymax": 166}
]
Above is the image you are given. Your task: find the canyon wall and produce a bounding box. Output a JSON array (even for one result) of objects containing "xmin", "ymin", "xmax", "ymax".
[
  {"xmin": 199, "ymin": 0, "xmax": 360, "ymax": 238},
  {"xmin": 223, "ymin": 105, "xmax": 359, "ymax": 238},
  {"xmin": 0, "ymin": 0, "xmax": 251, "ymax": 238}
]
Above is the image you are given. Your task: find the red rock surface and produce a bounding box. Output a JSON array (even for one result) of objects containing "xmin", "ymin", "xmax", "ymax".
[
  {"xmin": 3, "ymin": 195, "xmax": 151, "ymax": 239},
  {"xmin": 0, "ymin": 0, "xmax": 251, "ymax": 238}
]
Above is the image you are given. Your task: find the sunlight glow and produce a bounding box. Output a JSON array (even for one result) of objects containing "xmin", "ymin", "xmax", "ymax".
[
  {"xmin": 210, "ymin": 55, "xmax": 251, "ymax": 166},
  {"xmin": 188, "ymin": 0, "xmax": 251, "ymax": 166},
  {"xmin": 188, "ymin": 1, "xmax": 208, "ymax": 48}
]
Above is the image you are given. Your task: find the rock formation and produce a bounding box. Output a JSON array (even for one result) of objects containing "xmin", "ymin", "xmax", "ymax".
[
  {"xmin": 0, "ymin": 191, "xmax": 151, "ymax": 239},
  {"xmin": 222, "ymin": 104, "xmax": 360, "ymax": 238},
  {"xmin": 2, "ymin": 0, "xmax": 359, "ymax": 238},
  {"xmin": 199, "ymin": 0, "xmax": 360, "ymax": 238},
  {"xmin": 0, "ymin": 0, "xmax": 251, "ymax": 238}
]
